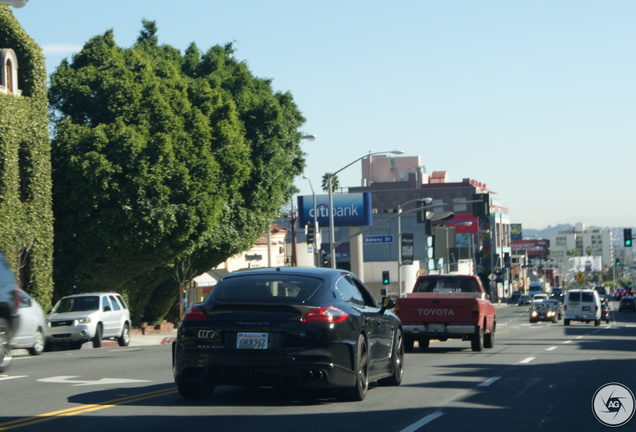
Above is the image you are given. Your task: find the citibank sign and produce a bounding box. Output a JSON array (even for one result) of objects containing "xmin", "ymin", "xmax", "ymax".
[{"xmin": 297, "ymin": 193, "xmax": 373, "ymax": 227}]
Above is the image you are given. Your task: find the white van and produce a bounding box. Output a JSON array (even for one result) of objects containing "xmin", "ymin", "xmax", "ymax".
[{"xmin": 563, "ymin": 289, "xmax": 601, "ymax": 326}]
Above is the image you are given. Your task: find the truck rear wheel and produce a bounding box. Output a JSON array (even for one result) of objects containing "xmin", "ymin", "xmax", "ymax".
[
  {"xmin": 471, "ymin": 327, "xmax": 484, "ymax": 352},
  {"xmin": 404, "ymin": 336, "xmax": 414, "ymax": 352},
  {"xmin": 484, "ymin": 323, "xmax": 495, "ymax": 349},
  {"xmin": 417, "ymin": 338, "xmax": 429, "ymax": 349}
]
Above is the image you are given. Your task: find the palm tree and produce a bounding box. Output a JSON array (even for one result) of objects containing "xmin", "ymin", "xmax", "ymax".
[{"xmin": 321, "ymin": 173, "xmax": 339, "ymax": 193}]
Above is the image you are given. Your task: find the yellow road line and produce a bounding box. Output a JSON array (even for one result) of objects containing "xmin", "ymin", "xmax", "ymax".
[{"xmin": 0, "ymin": 388, "xmax": 178, "ymax": 431}]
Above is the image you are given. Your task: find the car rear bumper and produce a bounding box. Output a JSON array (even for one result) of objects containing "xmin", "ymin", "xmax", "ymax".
[
  {"xmin": 402, "ymin": 324, "xmax": 477, "ymax": 339},
  {"xmin": 564, "ymin": 314, "xmax": 599, "ymax": 321},
  {"xmin": 173, "ymin": 344, "xmax": 357, "ymax": 389}
]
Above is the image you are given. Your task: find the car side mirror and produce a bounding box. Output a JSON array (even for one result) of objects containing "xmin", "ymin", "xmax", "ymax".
[
  {"xmin": 104, "ymin": 305, "xmax": 112, "ymax": 312},
  {"xmin": 380, "ymin": 296, "xmax": 395, "ymax": 313}
]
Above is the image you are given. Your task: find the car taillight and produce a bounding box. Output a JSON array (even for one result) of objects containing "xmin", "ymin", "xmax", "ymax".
[
  {"xmin": 301, "ymin": 306, "xmax": 349, "ymax": 324},
  {"xmin": 182, "ymin": 305, "xmax": 207, "ymax": 321}
]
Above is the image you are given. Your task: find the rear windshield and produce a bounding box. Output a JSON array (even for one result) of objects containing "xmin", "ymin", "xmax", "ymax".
[
  {"xmin": 568, "ymin": 291, "xmax": 595, "ymax": 302},
  {"xmin": 415, "ymin": 277, "xmax": 479, "ymax": 293},
  {"xmin": 213, "ymin": 274, "xmax": 323, "ymax": 304}
]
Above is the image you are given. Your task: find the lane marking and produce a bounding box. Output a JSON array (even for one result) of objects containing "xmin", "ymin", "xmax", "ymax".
[
  {"xmin": 563, "ymin": 340, "xmax": 572, "ymax": 344},
  {"xmin": 545, "ymin": 346, "xmax": 557, "ymax": 351},
  {"xmin": 38, "ymin": 376, "xmax": 151, "ymax": 386},
  {"xmin": 478, "ymin": 376, "xmax": 501, "ymax": 387},
  {"xmin": 520, "ymin": 357, "xmax": 535, "ymax": 364},
  {"xmin": 0, "ymin": 388, "xmax": 177, "ymax": 431},
  {"xmin": 399, "ymin": 411, "xmax": 444, "ymax": 432},
  {"xmin": 0, "ymin": 375, "xmax": 27, "ymax": 381}
]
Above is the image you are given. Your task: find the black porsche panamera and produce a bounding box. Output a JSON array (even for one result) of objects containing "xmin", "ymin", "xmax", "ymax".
[{"xmin": 172, "ymin": 267, "xmax": 404, "ymax": 401}]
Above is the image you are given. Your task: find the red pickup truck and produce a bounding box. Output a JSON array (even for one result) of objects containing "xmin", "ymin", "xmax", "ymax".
[{"xmin": 394, "ymin": 274, "xmax": 496, "ymax": 352}]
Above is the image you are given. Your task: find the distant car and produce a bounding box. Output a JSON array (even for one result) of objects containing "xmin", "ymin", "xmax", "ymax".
[
  {"xmin": 529, "ymin": 302, "xmax": 558, "ymax": 323},
  {"xmin": 518, "ymin": 295, "xmax": 531, "ymax": 306},
  {"xmin": 594, "ymin": 286, "xmax": 608, "ymax": 297},
  {"xmin": 172, "ymin": 267, "xmax": 404, "ymax": 401},
  {"xmin": 613, "ymin": 288, "xmax": 628, "ymax": 300},
  {"xmin": 545, "ymin": 299, "xmax": 563, "ymax": 320},
  {"xmin": 508, "ymin": 291, "xmax": 522, "ymax": 305},
  {"xmin": 12, "ymin": 289, "xmax": 47, "ymax": 355},
  {"xmin": 0, "ymin": 252, "xmax": 19, "ymax": 373},
  {"xmin": 531, "ymin": 293, "xmax": 549, "ymax": 304},
  {"xmin": 618, "ymin": 296, "xmax": 636, "ymax": 312},
  {"xmin": 46, "ymin": 292, "xmax": 131, "ymax": 350}
]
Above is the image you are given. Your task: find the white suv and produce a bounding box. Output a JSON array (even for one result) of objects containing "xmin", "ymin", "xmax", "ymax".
[{"xmin": 46, "ymin": 293, "xmax": 131, "ymax": 349}]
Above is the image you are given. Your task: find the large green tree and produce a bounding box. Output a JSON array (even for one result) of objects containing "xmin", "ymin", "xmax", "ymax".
[{"xmin": 49, "ymin": 21, "xmax": 306, "ymax": 322}]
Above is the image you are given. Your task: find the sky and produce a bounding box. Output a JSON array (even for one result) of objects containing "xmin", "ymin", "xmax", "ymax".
[{"xmin": 7, "ymin": 1, "xmax": 636, "ymax": 230}]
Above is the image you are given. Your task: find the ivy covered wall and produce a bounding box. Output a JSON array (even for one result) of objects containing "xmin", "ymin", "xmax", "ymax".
[{"xmin": 0, "ymin": 6, "xmax": 54, "ymax": 310}]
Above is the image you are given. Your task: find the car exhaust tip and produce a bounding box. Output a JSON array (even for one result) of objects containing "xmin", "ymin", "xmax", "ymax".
[{"xmin": 300, "ymin": 369, "xmax": 325, "ymax": 382}]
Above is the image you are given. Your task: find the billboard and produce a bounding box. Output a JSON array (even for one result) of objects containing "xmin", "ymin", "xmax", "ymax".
[
  {"xmin": 572, "ymin": 256, "xmax": 602, "ymax": 273},
  {"xmin": 297, "ymin": 193, "xmax": 373, "ymax": 227},
  {"xmin": 510, "ymin": 224, "xmax": 523, "ymax": 241},
  {"xmin": 447, "ymin": 214, "xmax": 479, "ymax": 233},
  {"xmin": 512, "ymin": 239, "xmax": 550, "ymax": 257}
]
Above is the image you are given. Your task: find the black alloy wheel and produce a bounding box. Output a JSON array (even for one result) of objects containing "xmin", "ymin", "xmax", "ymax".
[
  {"xmin": 379, "ymin": 329, "xmax": 404, "ymax": 386},
  {"xmin": 341, "ymin": 334, "xmax": 369, "ymax": 401}
]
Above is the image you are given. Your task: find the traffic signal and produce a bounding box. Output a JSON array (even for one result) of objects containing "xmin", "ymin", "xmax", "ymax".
[
  {"xmin": 382, "ymin": 271, "xmax": 390, "ymax": 285},
  {"xmin": 624, "ymin": 228, "xmax": 632, "ymax": 247},
  {"xmin": 416, "ymin": 200, "xmax": 428, "ymax": 224},
  {"xmin": 472, "ymin": 193, "xmax": 490, "ymax": 217},
  {"xmin": 615, "ymin": 258, "xmax": 621, "ymax": 266},
  {"xmin": 305, "ymin": 223, "xmax": 315, "ymax": 244}
]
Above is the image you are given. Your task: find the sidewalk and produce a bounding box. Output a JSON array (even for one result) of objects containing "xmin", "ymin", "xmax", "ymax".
[{"xmin": 128, "ymin": 328, "xmax": 177, "ymax": 347}]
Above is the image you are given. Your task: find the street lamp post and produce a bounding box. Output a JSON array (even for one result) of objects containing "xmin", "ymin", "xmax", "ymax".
[
  {"xmin": 0, "ymin": 0, "xmax": 28, "ymax": 7},
  {"xmin": 302, "ymin": 175, "xmax": 319, "ymax": 266},
  {"xmin": 267, "ymin": 133, "xmax": 315, "ymax": 267},
  {"xmin": 397, "ymin": 197, "xmax": 432, "ymax": 296},
  {"xmin": 327, "ymin": 150, "xmax": 404, "ymax": 269}
]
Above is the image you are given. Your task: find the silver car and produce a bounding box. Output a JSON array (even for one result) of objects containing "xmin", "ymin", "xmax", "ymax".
[
  {"xmin": 12, "ymin": 289, "xmax": 47, "ymax": 355},
  {"xmin": 47, "ymin": 293, "xmax": 131, "ymax": 349}
]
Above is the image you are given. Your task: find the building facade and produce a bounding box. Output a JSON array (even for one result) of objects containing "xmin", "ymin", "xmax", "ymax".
[{"xmin": 548, "ymin": 223, "xmax": 613, "ymax": 285}]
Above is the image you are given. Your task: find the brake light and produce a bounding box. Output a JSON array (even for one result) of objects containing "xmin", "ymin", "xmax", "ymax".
[
  {"xmin": 472, "ymin": 303, "xmax": 479, "ymax": 320},
  {"xmin": 182, "ymin": 305, "xmax": 207, "ymax": 321},
  {"xmin": 301, "ymin": 306, "xmax": 349, "ymax": 324}
]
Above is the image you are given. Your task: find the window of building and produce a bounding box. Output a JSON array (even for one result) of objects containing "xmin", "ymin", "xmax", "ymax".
[{"xmin": 0, "ymin": 48, "xmax": 21, "ymax": 96}]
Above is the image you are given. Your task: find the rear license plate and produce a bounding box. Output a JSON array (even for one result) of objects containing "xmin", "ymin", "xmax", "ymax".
[
  {"xmin": 428, "ymin": 324, "xmax": 445, "ymax": 332},
  {"xmin": 237, "ymin": 332, "xmax": 268, "ymax": 349},
  {"xmin": 582, "ymin": 306, "xmax": 591, "ymax": 311}
]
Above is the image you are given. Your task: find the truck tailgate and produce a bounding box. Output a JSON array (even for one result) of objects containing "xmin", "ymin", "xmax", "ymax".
[{"xmin": 396, "ymin": 295, "xmax": 478, "ymax": 324}]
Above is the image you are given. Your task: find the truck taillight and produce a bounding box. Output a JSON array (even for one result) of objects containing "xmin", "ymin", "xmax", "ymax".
[{"xmin": 472, "ymin": 303, "xmax": 479, "ymax": 319}]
